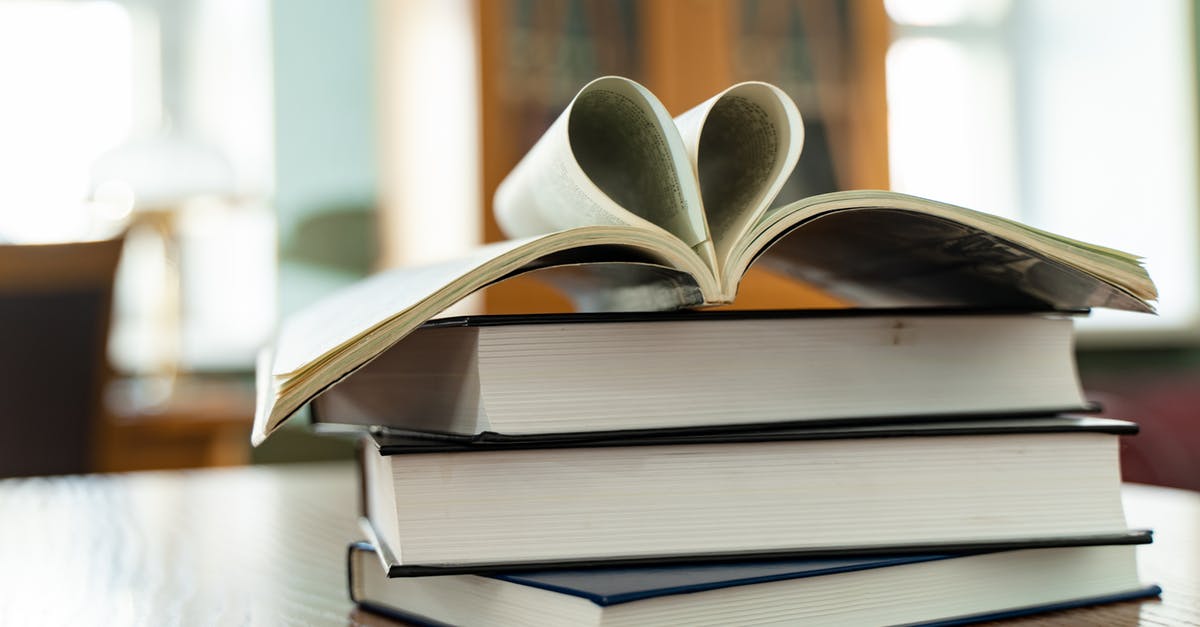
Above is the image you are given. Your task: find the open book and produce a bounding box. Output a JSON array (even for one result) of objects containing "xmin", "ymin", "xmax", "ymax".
[{"xmin": 253, "ymin": 76, "xmax": 1156, "ymax": 445}]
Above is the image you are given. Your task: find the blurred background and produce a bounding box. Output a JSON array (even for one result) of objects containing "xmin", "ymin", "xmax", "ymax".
[{"xmin": 0, "ymin": 0, "xmax": 1196, "ymax": 489}]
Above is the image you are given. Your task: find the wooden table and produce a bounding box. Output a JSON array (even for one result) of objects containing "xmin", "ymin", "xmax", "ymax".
[
  {"xmin": 0, "ymin": 463, "xmax": 1195, "ymax": 625},
  {"xmin": 97, "ymin": 376, "xmax": 255, "ymax": 472}
]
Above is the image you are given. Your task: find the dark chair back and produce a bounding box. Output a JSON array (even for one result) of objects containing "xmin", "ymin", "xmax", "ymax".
[{"xmin": 0, "ymin": 237, "xmax": 123, "ymax": 477}]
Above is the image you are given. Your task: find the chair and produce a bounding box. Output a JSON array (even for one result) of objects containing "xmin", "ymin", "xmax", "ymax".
[
  {"xmin": 1086, "ymin": 377, "xmax": 1200, "ymax": 492},
  {"xmin": 0, "ymin": 237, "xmax": 123, "ymax": 477}
]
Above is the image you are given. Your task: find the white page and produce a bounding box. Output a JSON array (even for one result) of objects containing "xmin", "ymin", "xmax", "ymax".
[
  {"xmin": 271, "ymin": 237, "xmax": 546, "ymax": 378},
  {"xmin": 494, "ymin": 77, "xmax": 711, "ymax": 258},
  {"xmin": 675, "ymin": 82, "xmax": 803, "ymax": 272}
]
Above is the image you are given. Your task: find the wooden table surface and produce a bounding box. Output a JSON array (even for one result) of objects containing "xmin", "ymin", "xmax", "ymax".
[{"xmin": 0, "ymin": 462, "xmax": 1196, "ymax": 626}]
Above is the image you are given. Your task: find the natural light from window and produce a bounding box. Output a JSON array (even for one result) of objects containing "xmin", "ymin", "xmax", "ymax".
[
  {"xmin": 886, "ymin": 0, "xmax": 1199, "ymax": 343},
  {"xmin": 0, "ymin": 1, "xmax": 132, "ymax": 243},
  {"xmin": 0, "ymin": 0, "xmax": 276, "ymax": 372}
]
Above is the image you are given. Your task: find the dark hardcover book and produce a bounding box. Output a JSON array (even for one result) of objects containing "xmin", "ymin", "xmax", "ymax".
[
  {"xmin": 347, "ymin": 541, "xmax": 1161, "ymax": 627},
  {"xmin": 311, "ymin": 308, "xmax": 1095, "ymax": 439},
  {"xmin": 357, "ymin": 415, "xmax": 1148, "ymax": 574}
]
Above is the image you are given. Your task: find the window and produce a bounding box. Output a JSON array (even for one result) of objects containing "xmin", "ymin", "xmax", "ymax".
[
  {"xmin": 0, "ymin": 0, "xmax": 276, "ymax": 372},
  {"xmin": 886, "ymin": 0, "xmax": 1199, "ymax": 342},
  {"xmin": 0, "ymin": 1, "xmax": 132, "ymax": 242}
]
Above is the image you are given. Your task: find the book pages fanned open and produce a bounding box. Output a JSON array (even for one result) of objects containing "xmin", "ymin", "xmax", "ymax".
[{"xmin": 252, "ymin": 76, "xmax": 1157, "ymax": 446}]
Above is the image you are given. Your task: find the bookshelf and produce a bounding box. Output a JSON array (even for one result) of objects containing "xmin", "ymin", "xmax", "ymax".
[{"xmin": 475, "ymin": 0, "xmax": 890, "ymax": 314}]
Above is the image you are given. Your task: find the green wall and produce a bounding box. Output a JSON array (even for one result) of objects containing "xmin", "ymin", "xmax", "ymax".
[{"xmin": 272, "ymin": 0, "xmax": 379, "ymax": 317}]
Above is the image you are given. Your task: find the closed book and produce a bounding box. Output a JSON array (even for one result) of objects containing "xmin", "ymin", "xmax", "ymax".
[
  {"xmin": 347, "ymin": 541, "xmax": 1160, "ymax": 627},
  {"xmin": 359, "ymin": 416, "xmax": 1147, "ymax": 573},
  {"xmin": 313, "ymin": 309, "xmax": 1092, "ymax": 437}
]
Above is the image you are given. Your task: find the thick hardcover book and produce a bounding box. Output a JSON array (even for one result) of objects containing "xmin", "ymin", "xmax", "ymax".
[
  {"xmin": 358, "ymin": 416, "xmax": 1148, "ymax": 574},
  {"xmin": 253, "ymin": 75, "xmax": 1157, "ymax": 446},
  {"xmin": 310, "ymin": 309, "xmax": 1094, "ymax": 438},
  {"xmin": 347, "ymin": 542, "xmax": 1161, "ymax": 627}
]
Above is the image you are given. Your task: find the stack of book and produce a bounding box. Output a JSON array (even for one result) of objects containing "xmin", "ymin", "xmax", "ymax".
[{"xmin": 254, "ymin": 77, "xmax": 1161, "ymax": 626}]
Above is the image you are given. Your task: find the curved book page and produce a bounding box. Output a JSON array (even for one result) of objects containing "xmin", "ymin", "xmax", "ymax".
[
  {"xmin": 730, "ymin": 190, "xmax": 1156, "ymax": 312},
  {"xmin": 490, "ymin": 77, "xmax": 1155, "ymax": 312},
  {"xmin": 494, "ymin": 76, "xmax": 716, "ymax": 269},
  {"xmin": 255, "ymin": 227, "xmax": 716, "ymax": 445},
  {"xmin": 674, "ymin": 82, "xmax": 802, "ymax": 273}
]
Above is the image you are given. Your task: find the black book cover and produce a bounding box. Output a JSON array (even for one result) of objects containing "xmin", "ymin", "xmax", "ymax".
[
  {"xmin": 411, "ymin": 306, "xmax": 1090, "ymax": 328},
  {"xmin": 363, "ymin": 415, "xmax": 1135, "ymax": 455}
]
